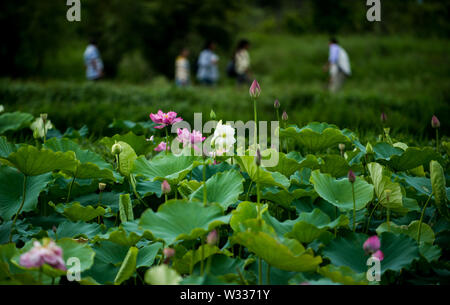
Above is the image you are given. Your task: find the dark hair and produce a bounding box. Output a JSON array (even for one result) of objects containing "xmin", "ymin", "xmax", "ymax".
[
  {"xmin": 329, "ymin": 37, "xmax": 338, "ymax": 44},
  {"xmin": 89, "ymin": 38, "xmax": 97, "ymax": 45},
  {"xmin": 204, "ymin": 41, "xmax": 215, "ymax": 49},
  {"xmin": 237, "ymin": 39, "xmax": 250, "ymax": 50}
]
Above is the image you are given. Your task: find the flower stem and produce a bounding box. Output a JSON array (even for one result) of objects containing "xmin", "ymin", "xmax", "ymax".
[
  {"xmin": 203, "ymin": 157, "xmax": 207, "ymax": 206},
  {"xmin": 387, "ymin": 207, "xmax": 390, "ymax": 232},
  {"xmin": 200, "ymin": 237, "xmax": 205, "ymax": 275},
  {"xmin": 253, "ymin": 99, "xmax": 258, "ymax": 147},
  {"xmin": 236, "ymin": 267, "xmax": 248, "ymax": 285},
  {"xmin": 258, "ymin": 257, "xmax": 263, "ymax": 285},
  {"xmin": 245, "ymin": 180, "xmax": 253, "ymax": 201},
  {"xmin": 165, "ymin": 127, "xmax": 169, "ymax": 155},
  {"xmin": 417, "ymin": 194, "xmax": 432, "ymax": 243},
  {"xmin": 9, "ymin": 175, "xmax": 27, "ymax": 242},
  {"xmin": 352, "ymin": 183, "xmax": 356, "ymax": 232},
  {"xmin": 266, "ymin": 264, "xmax": 271, "ymax": 285},
  {"xmin": 436, "ymin": 129, "xmax": 439, "ymax": 153},
  {"xmin": 365, "ymin": 200, "xmax": 380, "ymax": 233},
  {"xmin": 66, "ymin": 175, "xmax": 76, "ymax": 203}
]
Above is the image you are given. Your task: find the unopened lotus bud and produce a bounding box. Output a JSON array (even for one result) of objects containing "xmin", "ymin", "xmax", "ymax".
[
  {"xmin": 111, "ymin": 142, "xmax": 122, "ymax": 155},
  {"xmin": 161, "ymin": 180, "xmax": 171, "ymax": 194},
  {"xmin": 163, "ymin": 247, "xmax": 175, "ymax": 264},
  {"xmin": 282, "ymin": 111, "xmax": 288, "ymax": 121},
  {"xmin": 274, "ymin": 99, "xmax": 280, "ymax": 109},
  {"xmin": 249, "ymin": 79, "xmax": 261, "ymax": 99},
  {"xmin": 210, "ymin": 109, "xmax": 216, "ymax": 120},
  {"xmin": 40, "ymin": 113, "xmax": 48, "ymax": 121},
  {"xmin": 206, "ymin": 230, "xmax": 218, "ymax": 245},
  {"xmin": 347, "ymin": 170, "xmax": 356, "ymax": 183},
  {"xmin": 98, "ymin": 183, "xmax": 106, "ymax": 191},
  {"xmin": 366, "ymin": 142, "xmax": 374, "ymax": 154},
  {"xmin": 52, "ymin": 225, "xmax": 57, "ymax": 233},
  {"xmin": 380, "ymin": 112, "xmax": 387, "ymax": 123},
  {"xmin": 385, "ymin": 189, "xmax": 391, "ymax": 202},
  {"xmin": 431, "ymin": 115, "xmax": 440, "ymax": 128},
  {"xmin": 255, "ymin": 149, "xmax": 262, "ymax": 166}
]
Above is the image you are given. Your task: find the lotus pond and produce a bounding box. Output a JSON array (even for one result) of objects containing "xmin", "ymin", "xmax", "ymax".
[{"xmin": 0, "ymin": 90, "xmax": 448, "ymax": 285}]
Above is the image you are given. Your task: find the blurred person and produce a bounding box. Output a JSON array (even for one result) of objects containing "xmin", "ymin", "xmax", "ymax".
[
  {"xmin": 83, "ymin": 39, "xmax": 104, "ymax": 81},
  {"xmin": 175, "ymin": 48, "xmax": 190, "ymax": 87},
  {"xmin": 323, "ymin": 38, "xmax": 351, "ymax": 92},
  {"xmin": 197, "ymin": 41, "xmax": 219, "ymax": 86},
  {"xmin": 234, "ymin": 39, "xmax": 251, "ymax": 85}
]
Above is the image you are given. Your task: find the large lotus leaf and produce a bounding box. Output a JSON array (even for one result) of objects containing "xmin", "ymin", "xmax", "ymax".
[
  {"xmin": 177, "ymin": 179, "xmax": 202, "ymax": 199},
  {"xmin": 132, "ymin": 154, "xmax": 201, "ymax": 185},
  {"xmin": 367, "ymin": 162, "xmax": 402, "ymax": 209},
  {"xmin": 0, "ymin": 166, "xmax": 52, "ymax": 220},
  {"xmin": 0, "ymin": 145, "xmax": 78, "ymax": 176},
  {"xmin": 419, "ymin": 243, "xmax": 442, "ymax": 263},
  {"xmin": 318, "ymin": 265, "xmax": 367, "ymax": 285},
  {"xmin": 136, "ymin": 242, "xmax": 163, "ymax": 268},
  {"xmin": 0, "ymin": 137, "xmax": 16, "ymax": 158},
  {"xmin": 376, "ymin": 220, "xmax": 435, "ymax": 244},
  {"xmin": 0, "ymin": 112, "xmax": 33, "ymax": 134},
  {"xmin": 323, "ymin": 232, "xmax": 419, "ymax": 274},
  {"xmin": 58, "ymin": 238, "xmax": 96, "ymax": 272},
  {"xmin": 100, "ymin": 132, "xmax": 154, "ymax": 156},
  {"xmin": 395, "ymin": 173, "xmax": 432, "ymax": 197},
  {"xmin": 430, "ymin": 160, "xmax": 449, "ymax": 219},
  {"xmin": 266, "ymin": 152, "xmax": 319, "ymax": 177},
  {"xmin": 49, "ymin": 201, "xmax": 106, "ymax": 222},
  {"xmin": 230, "ymin": 201, "xmax": 260, "ymax": 232},
  {"xmin": 235, "ymin": 155, "xmax": 290, "ymax": 190},
  {"xmin": 207, "ymin": 255, "xmax": 246, "ymax": 278},
  {"xmin": 261, "ymin": 186, "xmax": 316, "ymax": 208},
  {"xmin": 190, "ymin": 170, "xmax": 244, "ymax": 210},
  {"xmin": 114, "ymin": 246, "xmax": 138, "ymax": 285},
  {"xmin": 319, "ymin": 155, "xmax": 363, "ymax": 178},
  {"xmin": 310, "ymin": 170, "xmax": 374, "ymax": 211},
  {"xmin": 145, "ymin": 264, "xmax": 182, "ymax": 285},
  {"xmin": 95, "ymin": 226, "xmax": 142, "ymax": 247},
  {"xmin": 49, "ymin": 221, "xmax": 103, "ymax": 240},
  {"xmin": 373, "ymin": 142, "xmax": 404, "ymax": 161},
  {"xmin": 231, "ymin": 228, "xmax": 322, "ymax": 272},
  {"xmin": 381, "ymin": 147, "xmax": 440, "ymax": 171},
  {"xmin": 119, "ymin": 194, "xmax": 134, "ymax": 224},
  {"xmin": 82, "ymin": 258, "xmax": 120, "ymax": 285},
  {"xmin": 139, "ymin": 200, "xmax": 230, "ymax": 245},
  {"xmin": 279, "ymin": 122, "xmax": 351, "ymax": 152},
  {"xmin": 117, "ymin": 141, "xmax": 137, "ymax": 177},
  {"xmin": 173, "ymin": 244, "xmax": 232, "ymax": 275},
  {"xmin": 74, "ymin": 191, "xmax": 121, "ymax": 214},
  {"xmin": 0, "ymin": 243, "xmax": 22, "ymax": 280},
  {"xmin": 136, "ymin": 180, "xmax": 163, "ymax": 198}
]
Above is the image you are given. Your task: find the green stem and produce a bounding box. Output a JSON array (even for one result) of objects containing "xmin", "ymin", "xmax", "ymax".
[
  {"xmin": 436, "ymin": 129, "xmax": 439, "ymax": 153},
  {"xmin": 334, "ymin": 206, "xmax": 338, "ymax": 237},
  {"xmin": 200, "ymin": 237, "xmax": 205, "ymax": 275},
  {"xmin": 417, "ymin": 194, "xmax": 432, "ymax": 243},
  {"xmin": 276, "ymin": 109, "xmax": 280, "ymax": 124},
  {"xmin": 203, "ymin": 157, "xmax": 207, "ymax": 206},
  {"xmin": 352, "ymin": 183, "xmax": 356, "ymax": 232},
  {"xmin": 366, "ymin": 200, "xmax": 381, "ymax": 233},
  {"xmin": 164, "ymin": 193, "xmax": 168, "ymax": 203},
  {"xmin": 236, "ymin": 267, "xmax": 248, "ymax": 285},
  {"xmin": 387, "ymin": 207, "xmax": 390, "ymax": 232},
  {"xmin": 97, "ymin": 191, "xmax": 103, "ymax": 224},
  {"xmin": 266, "ymin": 264, "xmax": 271, "ymax": 285},
  {"xmin": 165, "ymin": 127, "xmax": 169, "ymax": 155},
  {"xmin": 253, "ymin": 99, "xmax": 258, "ymax": 147},
  {"xmin": 9, "ymin": 175, "xmax": 27, "ymax": 242},
  {"xmin": 245, "ymin": 180, "xmax": 253, "ymax": 201},
  {"xmin": 258, "ymin": 257, "xmax": 263, "ymax": 285},
  {"xmin": 66, "ymin": 175, "xmax": 76, "ymax": 203}
]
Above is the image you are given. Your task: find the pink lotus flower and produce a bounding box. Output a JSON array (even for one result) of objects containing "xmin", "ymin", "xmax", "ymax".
[
  {"xmin": 347, "ymin": 170, "xmax": 356, "ymax": 183},
  {"xmin": 154, "ymin": 141, "xmax": 169, "ymax": 152},
  {"xmin": 161, "ymin": 180, "xmax": 171, "ymax": 194},
  {"xmin": 20, "ymin": 239, "xmax": 66, "ymax": 271},
  {"xmin": 150, "ymin": 110, "xmax": 183, "ymax": 129},
  {"xmin": 206, "ymin": 230, "xmax": 218, "ymax": 245},
  {"xmin": 177, "ymin": 128, "xmax": 205, "ymax": 151},
  {"xmin": 431, "ymin": 115, "xmax": 440, "ymax": 128},
  {"xmin": 363, "ymin": 235, "xmax": 381, "ymax": 254},
  {"xmin": 249, "ymin": 80, "xmax": 261, "ymax": 99},
  {"xmin": 163, "ymin": 247, "xmax": 175, "ymax": 264},
  {"xmin": 372, "ymin": 250, "xmax": 384, "ymax": 261}
]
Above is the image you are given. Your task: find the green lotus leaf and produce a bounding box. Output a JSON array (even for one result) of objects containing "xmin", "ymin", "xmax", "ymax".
[
  {"xmin": 58, "ymin": 237, "xmax": 96, "ymax": 272},
  {"xmin": 190, "ymin": 170, "xmax": 244, "ymax": 210},
  {"xmin": 132, "ymin": 154, "xmax": 201, "ymax": 185},
  {"xmin": 279, "ymin": 122, "xmax": 351, "ymax": 152},
  {"xmin": 261, "ymin": 186, "xmax": 316, "ymax": 209},
  {"xmin": 114, "ymin": 246, "xmax": 138, "ymax": 285},
  {"xmin": 177, "ymin": 179, "xmax": 202, "ymax": 199},
  {"xmin": 231, "ymin": 227, "xmax": 322, "ymax": 272},
  {"xmin": 117, "ymin": 141, "xmax": 137, "ymax": 177},
  {"xmin": 100, "ymin": 132, "xmax": 154, "ymax": 156},
  {"xmin": 376, "ymin": 220, "xmax": 435, "ymax": 244},
  {"xmin": 0, "ymin": 166, "xmax": 52, "ymax": 220},
  {"xmin": 136, "ymin": 242, "xmax": 163, "ymax": 268},
  {"xmin": 119, "ymin": 194, "xmax": 134, "ymax": 224},
  {"xmin": 49, "ymin": 221, "xmax": 103, "ymax": 240},
  {"xmin": 318, "ymin": 265, "xmax": 367, "ymax": 285},
  {"xmin": 139, "ymin": 200, "xmax": 230, "ymax": 245},
  {"xmin": 266, "ymin": 152, "xmax": 319, "ymax": 177},
  {"xmin": 230, "ymin": 201, "xmax": 260, "ymax": 232},
  {"xmin": 0, "ymin": 137, "xmax": 16, "ymax": 158},
  {"xmin": 367, "ymin": 162, "xmax": 403, "ymax": 209},
  {"xmin": 310, "ymin": 170, "xmax": 374, "ymax": 211},
  {"xmin": 74, "ymin": 191, "xmax": 121, "ymax": 214},
  {"xmin": 173, "ymin": 244, "xmax": 232, "ymax": 275},
  {"xmin": 0, "ymin": 243, "xmax": 21, "ymax": 280},
  {"xmin": 0, "ymin": 112, "xmax": 33, "ymax": 134},
  {"xmin": 145, "ymin": 264, "xmax": 182, "ymax": 285},
  {"xmin": 395, "ymin": 173, "xmax": 432, "ymax": 197},
  {"xmin": 95, "ymin": 226, "xmax": 142, "ymax": 247},
  {"xmin": 319, "ymin": 155, "xmax": 363, "ymax": 178},
  {"xmin": 0, "ymin": 145, "xmax": 78, "ymax": 176},
  {"xmin": 382, "ymin": 147, "xmax": 441, "ymax": 171},
  {"xmin": 419, "ymin": 243, "xmax": 441, "ymax": 262},
  {"xmin": 136, "ymin": 180, "xmax": 163, "ymax": 198},
  {"xmin": 49, "ymin": 201, "xmax": 106, "ymax": 222},
  {"xmin": 430, "ymin": 160, "xmax": 449, "ymax": 219},
  {"xmin": 373, "ymin": 142, "xmax": 404, "ymax": 161},
  {"xmin": 235, "ymin": 155, "xmax": 290, "ymax": 190}
]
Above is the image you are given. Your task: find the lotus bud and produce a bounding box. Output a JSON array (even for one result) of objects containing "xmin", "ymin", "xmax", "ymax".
[
  {"xmin": 210, "ymin": 109, "xmax": 216, "ymax": 120},
  {"xmin": 431, "ymin": 115, "xmax": 440, "ymax": 128},
  {"xmin": 111, "ymin": 142, "xmax": 122, "ymax": 155},
  {"xmin": 274, "ymin": 99, "xmax": 280, "ymax": 109},
  {"xmin": 161, "ymin": 180, "xmax": 171, "ymax": 194},
  {"xmin": 98, "ymin": 183, "xmax": 106, "ymax": 191},
  {"xmin": 249, "ymin": 80, "xmax": 261, "ymax": 99},
  {"xmin": 52, "ymin": 225, "xmax": 57, "ymax": 233},
  {"xmin": 255, "ymin": 149, "xmax": 262, "ymax": 167},
  {"xmin": 40, "ymin": 113, "xmax": 48, "ymax": 121},
  {"xmin": 380, "ymin": 112, "xmax": 387, "ymax": 123},
  {"xmin": 372, "ymin": 250, "xmax": 384, "ymax": 261},
  {"xmin": 363, "ymin": 236, "xmax": 381, "ymax": 254},
  {"xmin": 163, "ymin": 247, "xmax": 175, "ymax": 264},
  {"xmin": 365, "ymin": 142, "xmax": 374, "ymax": 154},
  {"xmin": 282, "ymin": 111, "xmax": 288, "ymax": 121},
  {"xmin": 206, "ymin": 230, "xmax": 218, "ymax": 245},
  {"xmin": 347, "ymin": 170, "xmax": 356, "ymax": 183}
]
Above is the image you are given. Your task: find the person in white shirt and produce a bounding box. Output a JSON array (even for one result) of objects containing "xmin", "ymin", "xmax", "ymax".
[
  {"xmin": 175, "ymin": 48, "xmax": 190, "ymax": 87},
  {"xmin": 323, "ymin": 38, "xmax": 351, "ymax": 92},
  {"xmin": 234, "ymin": 39, "xmax": 251, "ymax": 85},
  {"xmin": 83, "ymin": 39, "xmax": 104, "ymax": 81},
  {"xmin": 197, "ymin": 41, "xmax": 219, "ymax": 86}
]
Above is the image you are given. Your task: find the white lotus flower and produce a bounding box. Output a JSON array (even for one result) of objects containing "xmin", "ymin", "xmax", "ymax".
[
  {"xmin": 211, "ymin": 120, "xmax": 236, "ymax": 153},
  {"xmin": 30, "ymin": 117, "xmax": 53, "ymax": 139}
]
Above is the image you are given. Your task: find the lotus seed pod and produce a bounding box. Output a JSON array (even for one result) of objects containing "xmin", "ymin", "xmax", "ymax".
[
  {"xmin": 161, "ymin": 180, "xmax": 171, "ymax": 194},
  {"xmin": 206, "ymin": 230, "xmax": 218, "ymax": 245},
  {"xmin": 366, "ymin": 142, "xmax": 374, "ymax": 154},
  {"xmin": 98, "ymin": 183, "xmax": 106, "ymax": 191},
  {"xmin": 111, "ymin": 142, "xmax": 123, "ymax": 155},
  {"xmin": 282, "ymin": 111, "xmax": 288, "ymax": 121},
  {"xmin": 430, "ymin": 160, "xmax": 449, "ymax": 219},
  {"xmin": 255, "ymin": 149, "xmax": 262, "ymax": 166},
  {"xmin": 274, "ymin": 99, "xmax": 280, "ymax": 109},
  {"xmin": 347, "ymin": 170, "xmax": 356, "ymax": 183},
  {"xmin": 40, "ymin": 113, "xmax": 48, "ymax": 121},
  {"xmin": 384, "ymin": 189, "xmax": 391, "ymax": 202},
  {"xmin": 249, "ymin": 79, "xmax": 261, "ymax": 99},
  {"xmin": 338, "ymin": 143, "xmax": 345, "ymax": 151},
  {"xmin": 431, "ymin": 115, "xmax": 440, "ymax": 128}
]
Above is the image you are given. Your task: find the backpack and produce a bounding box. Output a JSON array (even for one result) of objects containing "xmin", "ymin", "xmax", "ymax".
[
  {"xmin": 338, "ymin": 47, "xmax": 351, "ymax": 76},
  {"xmin": 226, "ymin": 60, "xmax": 237, "ymax": 78}
]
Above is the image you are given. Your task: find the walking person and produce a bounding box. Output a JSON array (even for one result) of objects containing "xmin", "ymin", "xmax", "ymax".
[
  {"xmin": 234, "ymin": 39, "xmax": 251, "ymax": 85},
  {"xmin": 323, "ymin": 38, "xmax": 351, "ymax": 92},
  {"xmin": 83, "ymin": 39, "xmax": 104, "ymax": 81},
  {"xmin": 196, "ymin": 41, "xmax": 219, "ymax": 86},
  {"xmin": 175, "ymin": 48, "xmax": 190, "ymax": 87}
]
